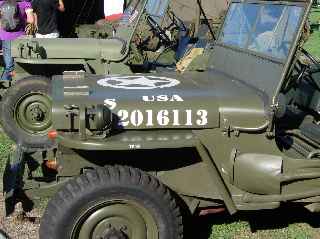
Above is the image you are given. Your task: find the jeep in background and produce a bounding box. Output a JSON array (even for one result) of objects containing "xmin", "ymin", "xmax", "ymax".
[
  {"xmin": 9, "ymin": 0, "xmax": 219, "ymax": 80},
  {"xmin": 3, "ymin": 0, "xmax": 320, "ymax": 238},
  {"xmin": 11, "ymin": 0, "xmax": 179, "ymax": 78}
]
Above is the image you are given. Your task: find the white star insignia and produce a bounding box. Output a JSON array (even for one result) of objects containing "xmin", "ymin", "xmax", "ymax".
[{"xmin": 97, "ymin": 75, "xmax": 180, "ymax": 90}]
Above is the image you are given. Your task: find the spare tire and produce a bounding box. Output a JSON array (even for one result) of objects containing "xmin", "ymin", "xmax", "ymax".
[{"xmin": 0, "ymin": 76, "xmax": 55, "ymax": 151}]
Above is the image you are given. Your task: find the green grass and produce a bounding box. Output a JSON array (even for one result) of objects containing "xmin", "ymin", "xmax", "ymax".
[
  {"xmin": 192, "ymin": 206, "xmax": 320, "ymax": 239},
  {"xmin": 304, "ymin": 30, "xmax": 320, "ymax": 57},
  {"xmin": 309, "ymin": 8, "xmax": 320, "ymax": 24},
  {"xmin": 0, "ymin": 132, "xmax": 13, "ymax": 172},
  {"xmin": 304, "ymin": 8, "xmax": 320, "ymax": 57}
]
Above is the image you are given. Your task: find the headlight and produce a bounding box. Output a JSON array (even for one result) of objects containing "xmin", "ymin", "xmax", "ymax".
[
  {"xmin": 52, "ymin": 104, "xmax": 112, "ymax": 133},
  {"xmin": 87, "ymin": 104, "xmax": 112, "ymax": 131}
]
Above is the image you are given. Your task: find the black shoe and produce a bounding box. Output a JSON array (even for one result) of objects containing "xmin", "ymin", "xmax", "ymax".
[{"xmin": 0, "ymin": 79, "xmax": 11, "ymax": 88}]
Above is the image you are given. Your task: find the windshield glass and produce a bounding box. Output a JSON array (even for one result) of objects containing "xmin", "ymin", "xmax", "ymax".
[
  {"xmin": 219, "ymin": 3, "xmax": 303, "ymax": 60},
  {"xmin": 119, "ymin": 0, "xmax": 169, "ymax": 25}
]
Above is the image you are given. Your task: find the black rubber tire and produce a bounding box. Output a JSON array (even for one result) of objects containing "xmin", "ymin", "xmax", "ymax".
[
  {"xmin": 39, "ymin": 165, "xmax": 183, "ymax": 239},
  {"xmin": 0, "ymin": 76, "xmax": 54, "ymax": 151}
]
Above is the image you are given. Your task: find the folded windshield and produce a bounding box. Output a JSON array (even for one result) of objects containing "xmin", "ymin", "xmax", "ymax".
[
  {"xmin": 146, "ymin": 0, "xmax": 169, "ymax": 23},
  {"xmin": 119, "ymin": 0, "xmax": 141, "ymax": 25},
  {"xmin": 219, "ymin": 3, "xmax": 303, "ymax": 60},
  {"xmin": 119, "ymin": 0, "xmax": 169, "ymax": 25}
]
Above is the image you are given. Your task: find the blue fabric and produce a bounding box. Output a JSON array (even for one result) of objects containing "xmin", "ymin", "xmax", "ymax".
[
  {"xmin": 1, "ymin": 40, "xmax": 14, "ymax": 81},
  {"xmin": 176, "ymin": 35, "xmax": 190, "ymax": 60}
]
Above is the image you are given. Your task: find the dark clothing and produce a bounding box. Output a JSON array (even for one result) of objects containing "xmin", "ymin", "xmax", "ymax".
[{"xmin": 32, "ymin": 0, "xmax": 59, "ymax": 34}]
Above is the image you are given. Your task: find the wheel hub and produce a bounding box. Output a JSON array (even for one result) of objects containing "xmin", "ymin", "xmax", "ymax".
[
  {"xmin": 15, "ymin": 92, "xmax": 52, "ymax": 134},
  {"xmin": 101, "ymin": 228, "xmax": 127, "ymax": 239},
  {"xmin": 74, "ymin": 201, "xmax": 158, "ymax": 239},
  {"xmin": 92, "ymin": 217, "xmax": 131, "ymax": 239},
  {"xmin": 29, "ymin": 105, "xmax": 46, "ymax": 122}
]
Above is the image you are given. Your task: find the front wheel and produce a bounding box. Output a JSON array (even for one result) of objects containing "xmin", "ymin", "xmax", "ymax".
[
  {"xmin": 39, "ymin": 166, "xmax": 183, "ymax": 239},
  {"xmin": 0, "ymin": 76, "xmax": 54, "ymax": 151}
]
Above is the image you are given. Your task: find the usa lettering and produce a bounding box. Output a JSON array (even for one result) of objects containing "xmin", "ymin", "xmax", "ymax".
[{"xmin": 142, "ymin": 95, "xmax": 184, "ymax": 102}]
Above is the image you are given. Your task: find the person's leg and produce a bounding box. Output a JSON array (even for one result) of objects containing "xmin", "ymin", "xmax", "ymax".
[{"xmin": 1, "ymin": 40, "xmax": 14, "ymax": 81}]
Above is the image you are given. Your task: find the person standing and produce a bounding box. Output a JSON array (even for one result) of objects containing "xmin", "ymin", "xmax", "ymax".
[
  {"xmin": 0, "ymin": 0, "xmax": 34, "ymax": 81},
  {"xmin": 32, "ymin": 0, "xmax": 65, "ymax": 38}
]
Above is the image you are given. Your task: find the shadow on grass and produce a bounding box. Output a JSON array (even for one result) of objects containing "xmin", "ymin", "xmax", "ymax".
[{"xmin": 186, "ymin": 204, "xmax": 320, "ymax": 239}]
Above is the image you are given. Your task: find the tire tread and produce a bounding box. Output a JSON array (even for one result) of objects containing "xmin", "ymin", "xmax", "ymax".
[{"xmin": 40, "ymin": 165, "xmax": 183, "ymax": 239}]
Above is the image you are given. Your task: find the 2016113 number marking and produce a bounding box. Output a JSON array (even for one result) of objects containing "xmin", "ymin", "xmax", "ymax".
[{"xmin": 117, "ymin": 109, "xmax": 208, "ymax": 127}]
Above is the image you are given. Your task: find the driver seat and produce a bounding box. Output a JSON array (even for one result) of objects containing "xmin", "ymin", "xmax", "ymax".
[{"xmin": 300, "ymin": 119, "xmax": 320, "ymax": 145}]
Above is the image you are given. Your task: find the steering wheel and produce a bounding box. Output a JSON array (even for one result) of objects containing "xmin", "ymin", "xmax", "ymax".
[
  {"xmin": 166, "ymin": 11, "xmax": 187, "ymax": 33},
  {"xmin": 297, "ymin": 48, "xmax": 320, "ymax": 90},
  {"xmin": 146, "ymin": 15, "xmax": 172, "ymax": 45},
  {"xmin": 301, "ymin": 48, "xmax": 320, "ymax": 70}
]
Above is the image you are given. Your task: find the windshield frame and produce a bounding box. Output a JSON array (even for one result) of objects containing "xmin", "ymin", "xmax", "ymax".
[
  {"xmin": 216, "ymin": 0, "xmax": 306, "ymax": 64},
  {"xmin": 212, "ymin": 0, "xmax": 311, "ymax": 107}
]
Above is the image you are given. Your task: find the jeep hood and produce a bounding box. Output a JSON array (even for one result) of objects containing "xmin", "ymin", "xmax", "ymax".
[{"xmin": 52, "ymin": 70, "xmax": 268, "ymax": 130}]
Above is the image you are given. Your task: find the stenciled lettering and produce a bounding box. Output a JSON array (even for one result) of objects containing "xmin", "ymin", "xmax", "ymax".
[
  {"xmin": 142, "ymin": 95, "xmax": 184, "ymax": 102},
  {"xmin": 104, "ymin": 99, "xmax": 117, "ymax": 110},
  {"xmin": 117, "ymin": 109, "xmax": 208, "ymax": 127}
]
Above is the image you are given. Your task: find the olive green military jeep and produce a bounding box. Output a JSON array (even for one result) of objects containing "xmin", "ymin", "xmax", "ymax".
[{"xmin": 2, "ymin": 0, "xmax": 320, "ymax": 238}]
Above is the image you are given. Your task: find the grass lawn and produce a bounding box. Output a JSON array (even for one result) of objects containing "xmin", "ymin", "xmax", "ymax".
[
  {"xmin": 2, "ymin": 7, "xmax": 320, "ymax": 239},
  {"xmin": 0, "ymin": 132, "xmax": 12, "ymax": 173},
  {"xmin": 304, "ymin": 8, "xmax": 320, "ymax": 57},
  {"xmin": 193, "ymin": 206, "xmax": 320, "ymax": 239},
  {"xmin": 304, "ymin": 29, "xmax": 320, "ymax": 57}
]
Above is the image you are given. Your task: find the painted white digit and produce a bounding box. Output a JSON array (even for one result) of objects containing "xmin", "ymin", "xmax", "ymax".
[
  {"xmin": 117, "ymin": 110, "xmax": 129, "ymax": 127},
  {"xmin": 197, "ymin": 110, "xmax": 208, "ymax": 126},
  {"xmin": 157, "ymin": 110, "xmax": 170, "ymax": 126},
  {"xmin": 131, "ymin": 110, "xmax": 144, "ymax": 126},
  {"xmin": 146, "ymin": 110, "xmax": 154, "ymax": 127},
  {"xmin": 172, "ymin": 110, "xmax": 180, "ymax": 126},
  {"xmin": 185, "ymin": 110, "xmax": 193, "ymax": 126}
]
